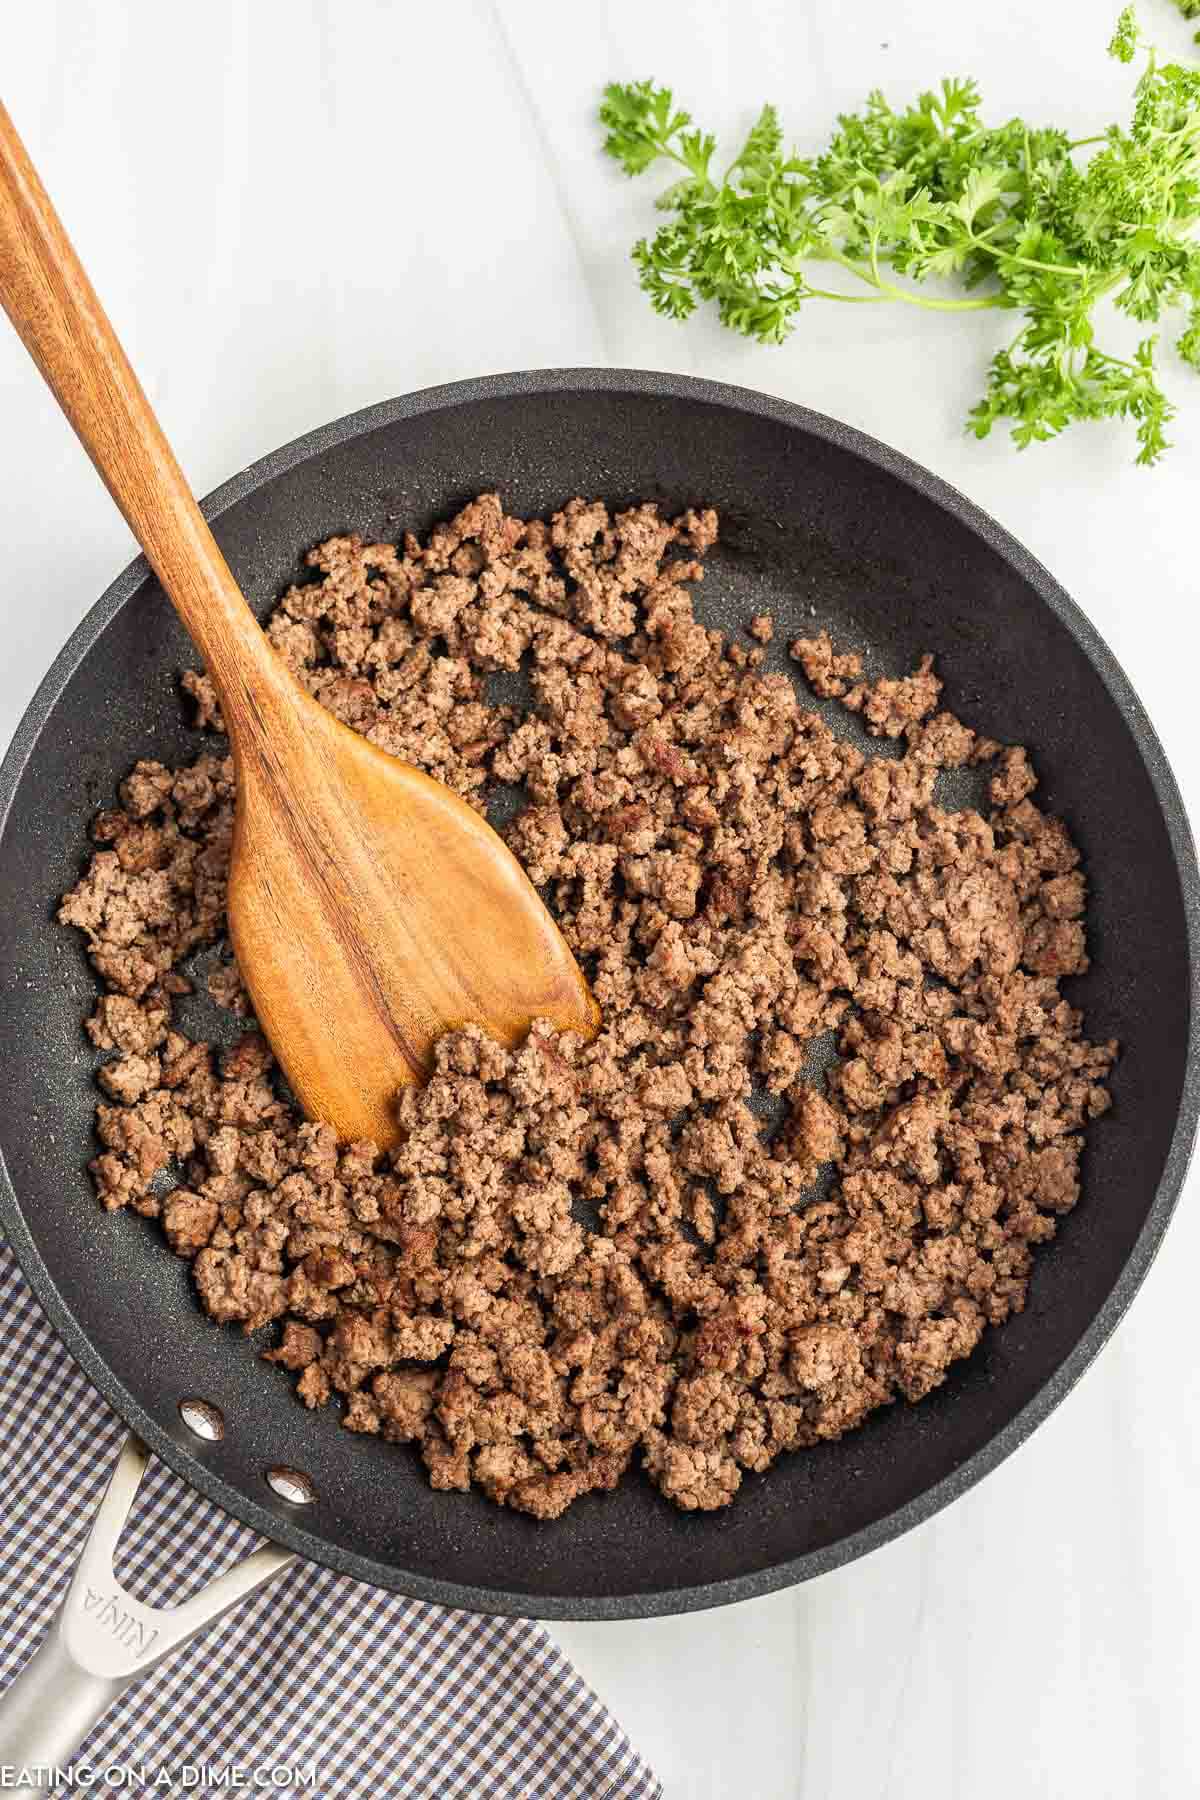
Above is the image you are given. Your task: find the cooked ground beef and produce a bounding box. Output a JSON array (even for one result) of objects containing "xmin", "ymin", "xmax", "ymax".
[{"xmin": 59, "ymin": 494, "xmax": 1116, "ymax": 1518}]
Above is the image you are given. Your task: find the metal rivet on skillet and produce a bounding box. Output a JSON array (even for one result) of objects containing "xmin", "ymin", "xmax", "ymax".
[
  {"xmin": 265, "ymin": 1466, "xmax": 317, "ymax": 1506},
  {"xmin": 178, "ymin": 1397, "xmax": 225, "ymax": 1442}
]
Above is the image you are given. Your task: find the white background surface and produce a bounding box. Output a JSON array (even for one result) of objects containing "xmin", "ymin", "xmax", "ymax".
[{"xmin": 2, "ymin": 3, "xmax": 1198, "ymax": 1795}]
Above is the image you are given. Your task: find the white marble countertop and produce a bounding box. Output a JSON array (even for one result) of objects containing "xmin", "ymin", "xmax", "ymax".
[{"xmin": 3, "ymin": 2, "xmax": 1198, "ymax": 1794}]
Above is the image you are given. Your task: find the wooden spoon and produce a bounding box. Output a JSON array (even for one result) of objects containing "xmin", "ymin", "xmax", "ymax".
[{"xmin": 0, "ymin": 98, "xmax": 598, "ymax": 1149}]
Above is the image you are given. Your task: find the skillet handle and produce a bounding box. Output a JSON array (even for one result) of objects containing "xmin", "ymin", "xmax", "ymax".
[
  {"xmin": 0, "ymin": 1628, "xmax": 125, "ymax": 1796},
  {"xmin": 0, "ymin": 1435, "xmax": 296, "ymax": 1793}
]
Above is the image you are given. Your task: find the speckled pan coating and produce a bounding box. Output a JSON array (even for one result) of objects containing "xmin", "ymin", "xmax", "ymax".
[{"xmin": 0, "ymin": 369, "xmax": 1196, "ymax": 1620}]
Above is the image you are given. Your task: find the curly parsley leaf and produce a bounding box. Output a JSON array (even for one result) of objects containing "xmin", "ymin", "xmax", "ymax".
[
  {"xmin": 600, "ymin": 12, "xmax": 1200, "ymax": 463},
  {"xmin": 1110, "ymin": 7, "xmax": 1143, "ymax": 61}
]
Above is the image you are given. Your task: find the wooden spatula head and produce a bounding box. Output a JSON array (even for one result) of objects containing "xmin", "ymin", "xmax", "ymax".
[{"xmin": 227, "ymin": 678, "xmax": 599, "ymax": 1149}]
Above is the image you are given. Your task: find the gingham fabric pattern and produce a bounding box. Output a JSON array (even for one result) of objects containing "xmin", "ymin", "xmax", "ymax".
[{"xmin": 0, "ymin": 1243, "xmax": 661, "ymax": 1799}]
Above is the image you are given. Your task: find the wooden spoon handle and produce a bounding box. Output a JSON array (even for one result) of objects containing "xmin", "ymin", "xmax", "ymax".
[{"xmin": 0, "ymin": 97, "xmax": 285, "ymax": 715}]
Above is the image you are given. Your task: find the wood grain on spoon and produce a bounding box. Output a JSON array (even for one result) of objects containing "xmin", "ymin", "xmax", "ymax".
[{"xmin": 0, "ymin": 97, "xmax": 599, "ymax": 1148}]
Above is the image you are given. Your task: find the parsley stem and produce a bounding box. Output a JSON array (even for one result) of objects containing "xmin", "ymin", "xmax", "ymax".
[
  {"xmin": 821, "ymin": 248, "xmax": 887, "ymax": 290},
  {"xmin": 801, "ymin": 284, "xmax": 890, "ymax": 303},
  {"xmin": 878, "ymin": 283, "xmax": 1004, "ymax": 312},
  {"xmin": 657, "ymin": 139, "xmax": 705, "ymax": 178},
  {"xmin": 991, "ymin": 250, "xmax": 1086, "ymax": 278},
  {"xmin": 821, "ymin": 245, "xmax": 1002, "ymax": 311},
  {"xmin": 868, "ymin": 226, "xmax": 885, "ymax": 291},
  {"xmin": 967, "ymin": 225, "xmax": 1089, "ymax": 278}
]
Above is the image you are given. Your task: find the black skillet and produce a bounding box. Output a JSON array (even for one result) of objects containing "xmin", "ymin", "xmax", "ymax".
[{"xmin": 0, "ymin": 368, "xmax": 1197, "ymax": 1621}]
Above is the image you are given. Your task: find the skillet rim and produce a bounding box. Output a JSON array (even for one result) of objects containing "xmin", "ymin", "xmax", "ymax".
[{"xmin": 0, "ymin": 366, "xmax": 1197, "ymax": 1620}]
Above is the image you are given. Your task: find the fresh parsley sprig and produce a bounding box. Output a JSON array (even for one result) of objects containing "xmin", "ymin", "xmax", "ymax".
[{"xmin": 600, "ymin": 10, "xmax": 1200, "ymax": 464}]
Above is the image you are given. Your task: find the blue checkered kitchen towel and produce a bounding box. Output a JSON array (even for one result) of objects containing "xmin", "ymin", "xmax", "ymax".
[{"xmin": 0, "ymin": 1243, "xmax": 661, "ymax": 1799}]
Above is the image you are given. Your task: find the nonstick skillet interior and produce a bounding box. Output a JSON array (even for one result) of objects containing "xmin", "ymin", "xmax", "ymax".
[{"xmin": 0, "ymin": 370, "xmax": 1196, "ymax": 1620}]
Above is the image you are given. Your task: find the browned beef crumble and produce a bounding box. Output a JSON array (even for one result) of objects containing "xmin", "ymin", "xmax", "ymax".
[{"xmin": 59, "ymin": 494, "xmax": 1116, "ymax": 1518}]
